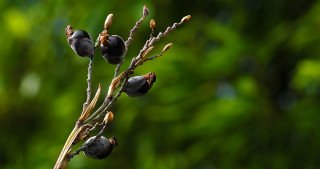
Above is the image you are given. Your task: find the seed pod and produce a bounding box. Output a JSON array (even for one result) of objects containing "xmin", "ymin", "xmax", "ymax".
[
  {"xmin": 124, "ymin": 72, "xmax": 156, "ymax": 97},
  {"xmin": 100, "ymin": 35, "xmax": 125, "ymax": 64},
  {"xmin": 83, "ymin": 136, "xmax": 117, "ymax": 159},
  {"xmin": 65, "ymin": 25, "xmax": 94, "ymax": 58}
]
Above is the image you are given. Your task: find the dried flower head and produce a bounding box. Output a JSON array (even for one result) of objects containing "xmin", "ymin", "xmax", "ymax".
[
  {"xmin": 99, "ymin": 30, "xmax": 109, "ymax": 46},
  {"xmin": 65, "ymin": 25, "xmax": 74, "ymax": 38}
]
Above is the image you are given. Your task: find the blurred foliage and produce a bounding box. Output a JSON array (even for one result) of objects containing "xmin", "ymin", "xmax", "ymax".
[{"xmin": 1, "ymin": 0, "xmax": 320, "ymax": 168}]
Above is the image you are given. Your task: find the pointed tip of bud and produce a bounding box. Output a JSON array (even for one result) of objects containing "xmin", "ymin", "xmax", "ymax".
[
  {"xmin": 150, "ymin": 19, "xmax": 156, "ymax": 30},
  {"xmin": 143, "ymin": 5, "xmax": 149, "ymax": 16},
  {"xmin": 104, "ymin": 14, "xmax": 113, "ymax": 30},
  {"xmin": 65, "ymin": 25, "xmax": 74, "ymax": 38},
  {"xmin": 162, "ymin": 43, "xmax": 173, "ymax": 52},
  {"xmin": 103, "ymin": 111, "xmax": 114, "ymax": 124},
  {"xmin": 181, "ymin": 15, "xmax": 192, "ymax": 23}
]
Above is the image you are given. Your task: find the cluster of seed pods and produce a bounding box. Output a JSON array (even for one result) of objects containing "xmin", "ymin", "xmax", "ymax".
[{"xmin": 65, "ymin": 13, "xmax": 157, "ymax": 160}]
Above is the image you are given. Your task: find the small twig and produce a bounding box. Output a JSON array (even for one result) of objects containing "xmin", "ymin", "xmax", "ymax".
[
  {"xmin": 83, "ymin": 58, "xmax": 93, "ymax": 109},
  {"xmin": 86, "ymin": 76, "xmax": 128, "ymax": 124},
  {"xmin": 84, "ymin": 97, "xmax": 111, "ymax": 124},
  {"xmin": 134, "ymin": 39, "xmax": 152, "ymax": 61},
  {"xmin": 114, "ymin": 5, "xmax": 149, "ymax": 78},
  {"xmin": 150, "ymin": 43, "xmax": 173, "ymax": 59},
  {"xmin": 68, "ymin": 145, "xmax": 87, "ymax": 160},
  {"xmin": 124, "ymin": 5, "xmax": 149, "ymax": 49},
  {"xmin": 88, "ymin": 122, "xmax": 101, "ymax": 132},
  {"xmin": 94, "ymin": 34, "xmax": 101, "ymax": 48},
  {"xmin": 152, "ymin": 16, "xmax": 191, "ymax": 45},
  {"xmin": 96, "ymin": 124, "xmax": 108, "ymax": 138},
  {"xmin": 93, "ymin": 77, "xmax": 129, "ymax": 122},
  {"xmin": 114, "ymin": 62, "xmax": 123, "ymax": 78}
]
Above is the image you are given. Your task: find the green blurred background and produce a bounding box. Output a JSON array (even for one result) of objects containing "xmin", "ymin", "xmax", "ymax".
[{"xmin": 1, "ymin": 0, "xmax": 320, "ymax": 168}]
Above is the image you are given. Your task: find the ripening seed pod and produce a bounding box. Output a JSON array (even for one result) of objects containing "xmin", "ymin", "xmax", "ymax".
[
  {"xmin": 100, "ymin": 35, "xmax": 125, "ymax": 64},
  {"xmin": 124, "ymin": 72, "xmax": 156, "ymax": 97},
  {"xmin": 65, "ymin": 25, "xmax": 94, "ymax": 58},
  {"xmin": 83, "ymin": 136, "xmax": 117, "ymax": 159}
]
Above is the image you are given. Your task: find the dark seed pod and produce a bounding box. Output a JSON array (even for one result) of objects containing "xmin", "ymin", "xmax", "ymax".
[
  {"xmin": 65, "ymin": 25, "xmax": 94, "ymax": 58},
  {"xmin": 100, "ymin": 35, "xmax": 125, "ymax": 64},
  {"xmin": 124, "ymin": 72, "xmax": 156, "ymax": 97},
  {"xmin": 83, "ymin": 136, "xmax": 117, "ymax": 159}
]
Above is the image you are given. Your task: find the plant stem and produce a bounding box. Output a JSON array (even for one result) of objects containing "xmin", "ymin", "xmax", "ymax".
[
  {"xmin": 54, "ymin": 124, "xmax": 83, "ymax": 169},
  {"xmin": 83, "ymin": 58, "xmax": 93, "ymax": 110},
  {"xmin": 114, "ymin": 6, "xmax": 149, "ymax": 78}
]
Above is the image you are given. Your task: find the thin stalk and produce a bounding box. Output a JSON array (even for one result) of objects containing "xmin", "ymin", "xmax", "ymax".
[
  {"xmin": 83, "ymin": 58, "xmax": 93, "ymax": 109},
  {"xmin": 114, "ymin": 6, "xmax": 149, "ymax": 78}
]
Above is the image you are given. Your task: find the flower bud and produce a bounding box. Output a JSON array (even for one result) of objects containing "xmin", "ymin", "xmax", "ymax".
[
  {"xmin": 103, "ymin": 111, "xmax": 114, "ymax": 124},
  {"xmin": 181, "ymin": 15, "xmax": 191, "ymax": 23},
  {"xmin": 104, "ymin": 14, "xmax": 113, "ymax": 30},
  {"xmin": 150, "ymin": 19, "xmax": 156, "ymax": 30},
  {"xmin": 83, "ymin": 136, "xmax": 117, "ymax": 159},
  {"xmin": 162, "ymin": 43, "xmax": 172, "ymax": 52},
  {"xmin": 124, "ymin": 72, "xmax": 156, "ymax": 97}
]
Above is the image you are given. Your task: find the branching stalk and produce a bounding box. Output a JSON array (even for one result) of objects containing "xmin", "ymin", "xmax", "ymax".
[
  {"xmin": 83, "ymin": 58, "xmax": 93, "ymax": 110},
  {"xmin": 54, "ymin": 6, "xmax": 190, "ymax": 169},
  {"xmin": 114, "ymin": 5, "xmax": 149, "ymax": 78}
]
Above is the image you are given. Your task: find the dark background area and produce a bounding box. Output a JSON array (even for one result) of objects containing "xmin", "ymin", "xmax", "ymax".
[{"xmin": 1, "ymin": 0, "xmax": 320, "ymax": 168}]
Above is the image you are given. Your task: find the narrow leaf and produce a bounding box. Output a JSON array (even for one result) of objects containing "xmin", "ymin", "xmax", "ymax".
[{"xmin": 79, "ymin": 84, "xmax": 101, "ymax": 121}]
